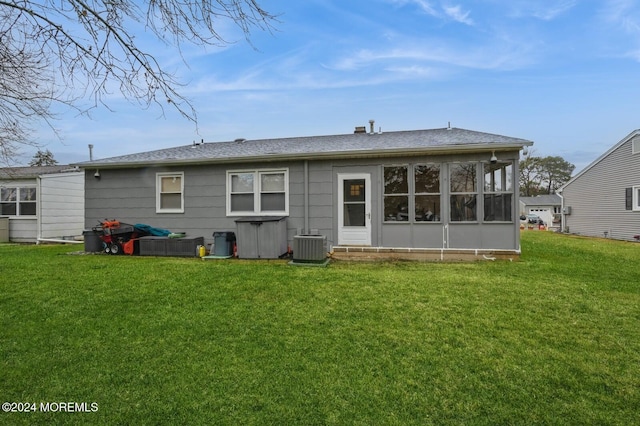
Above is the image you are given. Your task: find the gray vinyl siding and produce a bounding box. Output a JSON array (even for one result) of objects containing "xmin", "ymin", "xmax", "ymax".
[
  {"xmin": 84, "ymin": 149, "xmax": 523, "ymax": 251},
  {"xmin": 86, "ymin": 162, "xmax": 313, "ymax": 247},
  {"xmin": 39, "ymin": 172, "xmax": 84, "ymax": 239},
  {"xmin": 562, "ymin": 137, "xmax": 640, "ymax": 241}
]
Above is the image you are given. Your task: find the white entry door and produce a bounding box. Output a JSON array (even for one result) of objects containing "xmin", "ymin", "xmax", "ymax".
[{"xmin": 337, "ymin": 173, "xmax": 371, "ymax": 245}]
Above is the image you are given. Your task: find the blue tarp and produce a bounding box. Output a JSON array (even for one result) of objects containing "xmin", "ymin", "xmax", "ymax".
[{"xmin": 134, "ymin": 224, "xmax": 171, "ymax": 237}]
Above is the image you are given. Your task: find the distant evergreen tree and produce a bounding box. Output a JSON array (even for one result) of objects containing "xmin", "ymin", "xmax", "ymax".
[
  {"xmin": 29, "ymin": 149, "xmax": 58, "ymax": 166},
  {"xmin": 519, "ymin": 151, "xmax": 574, "ymax": 196}
]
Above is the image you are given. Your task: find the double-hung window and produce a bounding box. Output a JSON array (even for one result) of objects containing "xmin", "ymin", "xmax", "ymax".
[
  {"xmin": 227, "ymin": 169, "xmax": 288, "ymax": 216},
  {"xmin": 0, "ymin": 187, "xmax": 36, "ymax": 216},
  {"xmin": 630, "ymin": 186, "xmax": 640, "ymax": 211},
  {"xmin": 156, "ymin": 172, "xmax": 184, "ymax": 213},
  {"xmin": 450, "ymin": 162, "xmax": 478, "ymax": 221},
  {"xmin": 483, "ymin": 162, "xmax": 513, "ymax": 221}
]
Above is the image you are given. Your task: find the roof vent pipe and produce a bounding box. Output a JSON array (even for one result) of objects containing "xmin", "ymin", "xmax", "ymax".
[
  {"xmin": 88, "ymin": 144, "xmax": 94, "ymax": 161},
  {"xmin": 369, "ymin": 119, "xmax": 375, "ymax": 134}
]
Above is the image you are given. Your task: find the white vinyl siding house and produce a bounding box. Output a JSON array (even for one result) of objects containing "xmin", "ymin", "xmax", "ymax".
[
  {"xmin": 519, "ymin": 194, "xmax": 562, "ymax": 230},
  {"xmin": 560, "ymin": 130, "xmax": 640, "ymax": 241},
  {"xmin": 0, "ymin": 166, "xmax": 85, "ymax": 242}
]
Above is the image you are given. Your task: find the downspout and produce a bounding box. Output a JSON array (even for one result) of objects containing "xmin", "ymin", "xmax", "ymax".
[
  {"xmin": 304, "ymin": 160, "xmax": 310, "ymax": 234},
  {"xmin": 37, "ymin": 238, "xmax": 83, "ymax": 244},
  {"xmin": 36, "ymin": 175, "xmax": 42, "ymax": 244},
  {"xmin": 558, "ymin": 190, "xmax": 565, "ymax": 233}
]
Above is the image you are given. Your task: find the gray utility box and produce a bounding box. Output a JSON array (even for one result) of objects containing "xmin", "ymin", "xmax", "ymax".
[
  {"xmin": 0, "ymin": 217, "xmax": 9, "ymax": 243},
  {"xmin": 235, "ymin": 216, "xmax": 287, "ymax": 259}
]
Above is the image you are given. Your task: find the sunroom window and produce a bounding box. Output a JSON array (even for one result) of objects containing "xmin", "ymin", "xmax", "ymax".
[
  {"xmin": 414, "ymin": 164, "xmax": 441, "ymax": 222},
  {"xmin": 383, "ymin": 166, "xmax": 409, "ymax": 221},
  {"xmin": 483, "ymin": 162, "xmax": 513, "ymax": 221},
  {"xmin": 227, "ymin": 169, "xmax": 288, "ymax": 215},
  {"xmin": 450, "ymin": 163, "xmax": 477, "ymax": 221}
]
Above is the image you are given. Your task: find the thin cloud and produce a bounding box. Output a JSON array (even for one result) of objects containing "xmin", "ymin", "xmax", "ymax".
[
  {"xmin": 385, "ymin": 65, "xmax": 438, "ymax": 78},
  {"xmin": 386, "ymin": 0, "xmax": 473, "ymax": 25},
  {"xmin": 443, "ymin": 4, "xmax": 474, "ymax": 25},
  {"xmin": 329, "ymin": 40, "xmax": 536, "ymax": 72},
  {"xmin": 601, "ymin": 0, "xmax": 640, "ymax": 33},
  {"xmin": 596, "ymin": 0, "xmax": 640, "ymax": 61},
  {"xmin": 505, "ymin": 1, "xmax": 577, "ymax": 21},
  {"xmin": 388, "ymin": 0, "xmax": 439, "ymax": 17}
]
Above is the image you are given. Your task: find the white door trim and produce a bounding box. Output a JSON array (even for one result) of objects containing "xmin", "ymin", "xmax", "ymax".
[{"xmin": 337, "ymin": 173, "xmax": 371, "ymax": 245}]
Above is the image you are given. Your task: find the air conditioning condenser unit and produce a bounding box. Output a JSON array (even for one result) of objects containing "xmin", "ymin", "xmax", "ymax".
[{"xmin": 292, "ymin": 235, "xmax": 327, "ymax": 264}]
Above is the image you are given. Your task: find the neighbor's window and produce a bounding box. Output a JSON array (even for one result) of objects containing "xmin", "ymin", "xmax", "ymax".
[
  {"xmin": 634, "ymin": 186, "xmax": 640, "ymax": 211},
  {"xmin": 383, "ymin": 166, "xmax": 409, "ymax": 221},
  {"xmin": 450, "ymin": 162, "xmax": 477, "ymax": 221},
  {"xmin": 156, "ymin": 172, "xmax": 184, "ymax": 213},
  {"xmin": 414, "ymin": 164, "xmax": 441, "ymax": 222},
  {"xmin": 0, "ymin": 187, "xmax": 36, "ymax": 216},
  {"xmin": 227, "ymin": 169, "xmax": 288, "ymax": 215},
  {"xmin": 483, "ymin": 162, "xmax": 513, "ymax": 221}
]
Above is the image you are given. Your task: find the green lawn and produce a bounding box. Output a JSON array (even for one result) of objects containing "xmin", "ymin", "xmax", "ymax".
[{"xmin": 1, "ymin": 232, "xmax": 639, "ymax": 425}]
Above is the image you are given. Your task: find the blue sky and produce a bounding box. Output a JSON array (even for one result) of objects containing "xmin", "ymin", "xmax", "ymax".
[{"xmin": 25, "ymin": 0, "xmax": 640, "ymax": 172}]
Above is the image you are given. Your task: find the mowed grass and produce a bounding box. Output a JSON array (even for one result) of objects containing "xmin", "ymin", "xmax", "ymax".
[{"xmin": 1, "ymin": 232, "xmax": 639, "ymax": 425}]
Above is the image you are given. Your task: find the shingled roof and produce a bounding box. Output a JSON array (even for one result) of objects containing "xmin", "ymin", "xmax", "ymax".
[
  {"xmin": 0, "ymin": 165, "xmax": 80, "ymax": 179},
  {"xmin": 74, "ymin": 127, "xmax": 533, "ymax": 168},
  {"xmin": 520, "ymin": 194, "xmax": 562, "ymax": 206}
]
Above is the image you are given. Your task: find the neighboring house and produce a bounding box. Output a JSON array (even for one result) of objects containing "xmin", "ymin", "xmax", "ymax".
[
  {"xmin": 0, "ymin": 166, "xmax": 85, "ymax": 243},
  {"xmin": 519, "ymin": 194, "xmax": 562, "ymax": 229},
  {"xmin": 559, "ymin": 129, "xmax": 640, "ymax": 241},
  {"xmin": 74, "ymin": 125, "xmax": 533, "ymax": 260}
]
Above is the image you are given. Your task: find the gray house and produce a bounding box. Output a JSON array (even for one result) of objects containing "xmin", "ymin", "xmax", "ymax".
[
  {"xmin": 0, "ymin": 165, "xmax": 85, "ymax": 243},
  {"xmin": 559, "ymin": 129, "xmax": 640, "ymax": 241},
  {"xmin": 75, "ymin": 126, "xmax": 533, "ymax": 260}
]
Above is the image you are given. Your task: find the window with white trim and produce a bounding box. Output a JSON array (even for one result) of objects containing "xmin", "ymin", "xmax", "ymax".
[
  {"xmin": 156, "ymin": 172, "xmax": 184, "ymax": 213},
  {"xmin": 634, "ymin": 186, "xmax": 640, "ymax": 211},
  {"xmin": 0, "ymin": 187, "xmax": 36, "ymax": 216},
  {"xmin": 483, "ymin": 162, "xmax": 513, "ymax": 221},
  {"xmin": 227, "ymin": 169, "xmax": 288, "ymax": 215}
]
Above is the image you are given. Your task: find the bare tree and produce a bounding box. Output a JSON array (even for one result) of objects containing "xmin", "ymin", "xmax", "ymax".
[
  {"xmin": 0, "ymin": 0, "xmax": 277, "ymax": 163},
  {"xmin": 0, "ymin": 25, "xmax": 55, "ymax": 163},
  {"xmin": 519, "ymin": 150, "xmax": 543, "ymax": 196}
]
